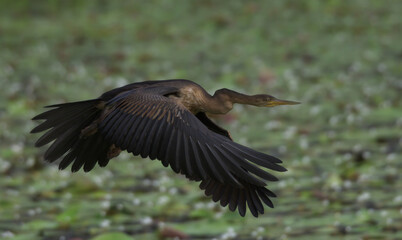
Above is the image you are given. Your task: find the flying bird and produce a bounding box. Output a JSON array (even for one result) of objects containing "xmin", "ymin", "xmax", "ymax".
[{"xmin": 31, "ymin": 79, "xmax": 299, "ymax": 217}]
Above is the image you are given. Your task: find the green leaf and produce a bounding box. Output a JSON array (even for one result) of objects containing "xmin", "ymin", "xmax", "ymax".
[
  {"xmin": 22, "ymin": 220, "xmax": 58, "ymax": 231},
  {"xmin": 91, "ymin": 232, "xmax": 133, "ymax": 240}
]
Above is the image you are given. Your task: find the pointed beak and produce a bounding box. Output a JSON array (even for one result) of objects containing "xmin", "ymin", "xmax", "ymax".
[{"xmin": 266, "ymin": 98, "xmax": 301, "ymax": 107}]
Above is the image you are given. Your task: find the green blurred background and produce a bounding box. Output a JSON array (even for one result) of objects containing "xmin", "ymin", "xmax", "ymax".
[{"xmin": 0, "ymin": 1, "xmax": 401, "ymax": 239}]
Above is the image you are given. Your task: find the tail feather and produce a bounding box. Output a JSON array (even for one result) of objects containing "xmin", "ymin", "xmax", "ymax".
[
  {"xmin": 71, "ymin": 137, "xmax": 94, "ymax": 172},
  {"xmin": 32, "ymin": 100, "xmax": 100, "ymax": 135},
  {"xmin": 32, "ymin": 99, "xmax": 112, "ymax": 172},
  {"xmin": 32, "ymin": 99, "xmax": 99, "ymax": 122},
  {"xmin": 44, "ymin": 127, "xmax": 77, "ymax": 161},
  {"xmin": 83, "ymin": 134, "xmax": 107, "ymax": 172},
  {"xmin": 58, "ymin": 146, "xmax": 77, "ymax": 170},
  {"xmin": 31, "ymin": 100, "xmax": 99, "ymax": 136},
  {"xmin": 34, "ymin": 107, "xmax": 99, "ymax": 147}
]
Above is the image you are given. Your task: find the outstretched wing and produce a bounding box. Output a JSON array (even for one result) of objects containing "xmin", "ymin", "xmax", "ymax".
[{"xmin": 98, "ymin": 86, "xmax": 286, "ymax": 216}]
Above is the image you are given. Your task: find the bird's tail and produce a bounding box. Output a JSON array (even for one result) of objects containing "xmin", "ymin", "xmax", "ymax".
[
  {"xmin": 31, "ymin": 99, "xmax": 113, "ymax": 172},
  {"xmin": 200, "ymin": 178, "xmax": 276, "ymax": 217}
]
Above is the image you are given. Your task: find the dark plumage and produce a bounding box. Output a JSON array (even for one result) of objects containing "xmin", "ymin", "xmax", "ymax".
[{"xmin": 31, "ymin": 79, "xmax": 299, "ymax": 217}]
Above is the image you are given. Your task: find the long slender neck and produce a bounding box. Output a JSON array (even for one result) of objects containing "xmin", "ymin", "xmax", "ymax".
[
  {"xmin": 218, "ymin": 88, "xmax": 260, "ymax": 105},
  {"xmin": 203, "ymin": 88, "xmax": 257, "ymax": 114}
]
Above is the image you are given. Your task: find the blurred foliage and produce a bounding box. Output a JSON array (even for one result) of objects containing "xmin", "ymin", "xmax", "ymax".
[{"xmin": 0, "ymin": 0, "xmax": 401, "ymax": 239}]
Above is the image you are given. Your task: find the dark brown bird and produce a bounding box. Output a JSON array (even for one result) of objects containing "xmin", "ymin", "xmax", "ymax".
[{"xmin": 31, "ymin": 79, "xmax": 299, "ymax": 217}]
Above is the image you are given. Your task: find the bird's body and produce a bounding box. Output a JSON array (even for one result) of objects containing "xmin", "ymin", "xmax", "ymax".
[{"xmin": 31, "ymin": 79, "xmax": 299, "ymax": 217}]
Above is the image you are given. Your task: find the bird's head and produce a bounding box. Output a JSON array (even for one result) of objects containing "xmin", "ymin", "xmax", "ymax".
[{"xmin": 254, "ymin": 94, "xmax": 300, "ymax": 107}]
